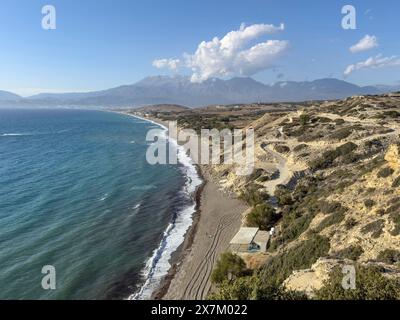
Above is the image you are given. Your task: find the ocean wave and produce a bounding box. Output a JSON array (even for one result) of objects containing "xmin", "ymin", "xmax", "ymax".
[
  {"xmin": 132, "ymin": 203, "xmax": 141, "ymax": 210},
  {"xmin": 130, "ymin": 185, "xmax": 156, "ymax": 191},
  {"xmin": 1, "ymin": 133, "xmax": 31, "ymax": 137},
  {"xmin": 1, "ymin": 129, "xmax": 74, "ymax": 137},
  {"xmin": 126, "ymin": 114, "xmax": 202, "ymax": 300},
  {"xmin": 99, "ymin": 193, "xmax": 109, "ymax": 201}
]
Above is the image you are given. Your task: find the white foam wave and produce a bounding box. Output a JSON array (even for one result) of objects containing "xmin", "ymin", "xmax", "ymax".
[
  {"xmin": 132, "ymin": 203, "xmax": 141, "ymax": 210},
  {"xmin": 1, "ymin": 133, "xmax": 30, "ymax": 137},
  {"xmin": 124, "ymin": 113, "xmax": 202, "ymax": 300},
  {"xmin": 99, "ymin": 193, "xmax": 109, "ymax": 201}
]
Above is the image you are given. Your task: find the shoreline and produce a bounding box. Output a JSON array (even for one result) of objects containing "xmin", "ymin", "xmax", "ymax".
[
  {"xmin": 151, "ymin": 165, "xmax": 205, "ymax": 299},
  {"xmin": 162, "ymin": 167, "xmax": 248, "ymax": 299},
  {"xmin": 117, "ymin": 111, "xmax": 247, "ymax": 299},
  {"xmin": 115, "ymin": 111, "xmax": 206, "ymax": 299}
]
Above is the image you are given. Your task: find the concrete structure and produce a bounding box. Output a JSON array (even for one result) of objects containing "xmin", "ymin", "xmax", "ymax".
[{"xmin": 229, "ymin": 227, "xmax": 270, "ymax": 253}]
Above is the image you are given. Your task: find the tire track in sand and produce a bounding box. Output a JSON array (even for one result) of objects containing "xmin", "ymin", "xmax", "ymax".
[{"xmin": 182, "ymin": 211, "xmax": 240, "ymax": 299}]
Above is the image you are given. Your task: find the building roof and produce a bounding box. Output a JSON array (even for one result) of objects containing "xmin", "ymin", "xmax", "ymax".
[
  {"xmin": 254, "ymin": 230, "xmax": 270, "ymax": 245},
  {"xmin": 230, "ymin": 227, "xmax": 259, "ymax": 245}
]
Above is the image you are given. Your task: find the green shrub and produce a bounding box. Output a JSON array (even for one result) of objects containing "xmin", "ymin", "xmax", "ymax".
[
  {"xmin": 246, "ymin": 203, "xmax": 278, "ymax": 230},
  {"xmin": 383, "ymin": 110, "xmax": 400, "ymax": 118},
  {"xmin": 315, "ymin": 265, "xmax": 400, "ymax": 300},
  {"xmin": 334, "ymin": 245, "xmax": 364, "ymax": 261},
  {"xmin": 279, "ymin": 212, "xmax": 315, "ymax": 244},
  {"xmin": 319, "ymin": 201, "xmax": 343, "ymax": 214},
  {"xmin": 309, "ymin": 142, "xmax": 357, "ymax": 170},
  {"xmin": 329, "ymin": 127, "xmax": 353, "ymax": 140},
  {"xmin": 299, "ymin": 114, "xmax": 310, "ymax": 126},
  {"xmin": 211, "ymin": 252, "xmax": 247, "ymax": 284},
  {"xmin": 376, "ymin": 249, "xmax": 400, "ymax": 265},
  {"xmin": 389, "ymin": 212, "xmax": 400, "ymax": 236},
  {"xmin": 315, "ymin": 211, "xmax": 346, "ymax": 232},
  {"xmin": 364, "ymin": 187, "xmax": 376, "ymax": 194},
  {"xmin": 246, "ymin": 168, "xmax": 265, "ymax": 182},
  {"xmin": 208, "ymin": 276, "xmax": 307, "ymax": 300},
  {"xmin": 392, "ymin": 176, "xmax": 400, "ymax": 188},
  {"xmin": 274, "ymin": 144, "xmax": 290, "ymax": 154},
  {"xmin": 345, "ymin": 217, "xmax": 358, "ymax": 230},
  {"xmin": 274, "ymin": 186, "xmax": 294, "ymax": 206},
  {"xmin": 364, "ymin": 199, "xmax": 376, "ymax": 208},
  {"xmin": 260, "ymin": 234, "xmax": 330, "ymax": 286},
  {"xmin": 361, "ymin": 219, "xmax": 385, "ymax": 238},
  {"xmin": 208, "ymin": 277, "xmax": 258, "ymax": 300},
  {"xmin": 239, "ymin": 186, "xmax": 269, "ymax": 206},
  {"xmin": 377, "ymin": 167, "xmax": 394, "ymax": 178},
  {"xmin": 293, "ymin": 144, "xmax": 308, "ymax": 152}
]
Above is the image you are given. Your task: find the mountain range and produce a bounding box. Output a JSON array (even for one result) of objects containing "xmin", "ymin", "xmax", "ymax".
[{"xmin": 1, "ymin": 76, "xmax": 399, "ymax": 108}]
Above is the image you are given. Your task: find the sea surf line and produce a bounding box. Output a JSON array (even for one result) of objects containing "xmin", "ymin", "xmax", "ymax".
[{"xmin": 119, "ymin": 112, "xmax": 203, "ymax": 300}]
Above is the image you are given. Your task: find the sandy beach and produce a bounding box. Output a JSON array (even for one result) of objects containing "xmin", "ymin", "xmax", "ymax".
[
  {"xmin": 117, "ymin": 111, "xmax": 248, "ymax": 300},
  {"xmin": 160, "ymin": 167, "xmax": 248, "ymax": 300}
]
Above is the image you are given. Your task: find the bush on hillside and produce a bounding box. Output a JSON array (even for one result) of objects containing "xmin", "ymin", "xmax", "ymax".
[
  {"xmin": 208, "ymin": 276, "xmax": 307, "ymax": 300},
  {"xmin": 239, "ymin": 186, "xmax": 269, "ymax": 206},
  {"xmin": 376, "ymin": 249, "xmax": 400, "ymax": 265},
  {"xmin": 333, "ymin": 245, "xmax": 364, "ymax": 261},
  {"xmin": 260, "ymin": 234, "xmax": 330, "ymax": 286},
  {"xmin": 246, "ymin": 203, "xmax": 278, "ymax": 231},
  {"xmin": 211, "ymin": 252, "xmax": 247, "ymax": 284},
  {"xmin": 315, "ymin": 265, "xmax": 400, "ymax": 300},
  {"xmin": 377, "ymin": 167, "xmax": 394, "ymax": 178},
  {"xmin": 274, "ymin": 186, "xmax": 294, "ymax": 206},
  {"xmin": 361, "ymin": 219, "xmax": 385, "ymax": 238}
]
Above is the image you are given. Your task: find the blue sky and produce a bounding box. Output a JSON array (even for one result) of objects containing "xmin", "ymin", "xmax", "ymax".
[{"xmin": 0, "ymin": 0, "xmax": 399, "ymax": 96}]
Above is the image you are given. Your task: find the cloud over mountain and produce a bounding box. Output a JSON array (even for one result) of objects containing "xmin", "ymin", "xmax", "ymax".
[
  {"xmin": 153, "ymin": 23, "xmax": 288, "ymax": 82},
  {"xmin": 349, "ymin": 34, "xmax": 378, "ymax": 53},
  {"xmin": 344, "ymin": 54, "xmax": 400, "ymax": 76}
]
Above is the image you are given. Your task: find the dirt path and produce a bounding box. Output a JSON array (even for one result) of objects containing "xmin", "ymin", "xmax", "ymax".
[
  {"xmin": 261, "ymin": 143, "xmax": 292, "ymax": 195},
  {"xmin": 163, "ymin": 169, "xmax": 248, "ymax": 300}
]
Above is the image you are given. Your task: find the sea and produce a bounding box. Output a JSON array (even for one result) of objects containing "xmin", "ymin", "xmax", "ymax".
[{"xmin": 0, "ymin": 108, "xmax": 202, "ymax": 300}]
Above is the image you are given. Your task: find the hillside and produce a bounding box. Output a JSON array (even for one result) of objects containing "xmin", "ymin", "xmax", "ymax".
[
  {"xmin": 0, "ymin": 90, "xmax": 21, "ymax": 101},
  {"xmin": 146, "ymin": 92, "xmax": 400, "ymax": 299},
  {"xmin": 207, "ymin": 92, "xmax": 400, "ymax": 299}
]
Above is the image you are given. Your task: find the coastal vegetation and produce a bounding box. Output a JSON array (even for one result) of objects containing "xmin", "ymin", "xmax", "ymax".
[
  {"xmin": 208, "ymin": 94, "xmax": 400, "ymax": 300},
  {"xmin": 315, "ymin": 265, "xmax": 400, "ymax": 300},
  {"xmin": 211, "ymin": 252, "xmax": 247, "ymax": 284},
  {"xmin": 246, "ymin": 203, "xmax": 278, "ymax": 230}
]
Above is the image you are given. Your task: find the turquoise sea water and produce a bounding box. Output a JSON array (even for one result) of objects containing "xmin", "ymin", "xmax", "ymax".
[{"xmin": 0, "ymin": 109, "xmax": 199, "ymax": 299}]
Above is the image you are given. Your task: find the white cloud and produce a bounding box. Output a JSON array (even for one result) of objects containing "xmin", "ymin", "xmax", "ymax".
[
  {"xmin": 152, "ymin": 23, "xmax": 288, "ymax": 82},
  {"xmin": 344, "ymin": 54, "xmax": 400, "ymax": 76},
  {"xmin": 349, "ymin": 35, "xmax": 378, "ymax": 53},
  {"xmin": 152, "ymin": 58, "xmax": 180, "ymax": 70}
]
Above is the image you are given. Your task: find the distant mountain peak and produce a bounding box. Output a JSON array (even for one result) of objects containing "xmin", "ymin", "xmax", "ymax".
[{"xmin": 0, "ymin": 77, "xmax": 393, "ymax": 108}]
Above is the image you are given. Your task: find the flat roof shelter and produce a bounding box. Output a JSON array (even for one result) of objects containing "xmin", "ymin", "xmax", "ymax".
[{"xmin": 229, "ymin": 227, "xmax": 270, "ymax": 253}]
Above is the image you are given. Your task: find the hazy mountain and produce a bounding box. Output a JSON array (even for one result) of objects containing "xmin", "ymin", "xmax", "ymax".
[
  {"xmin": 0, "ymin": 76, "xmax": 390, "ymax": 108},
  {"xmin": 0, "ymin": 90, "xmax": 21, "ymax": 101},
  {"xmin": 375, "ymin": 84, "xmax": 400, "ymax": 93}
]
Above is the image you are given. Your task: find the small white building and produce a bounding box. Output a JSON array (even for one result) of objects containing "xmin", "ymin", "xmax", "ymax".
[{"xmin": 229, "ymin": 227, "xmax": 270, "ymax": 253}]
